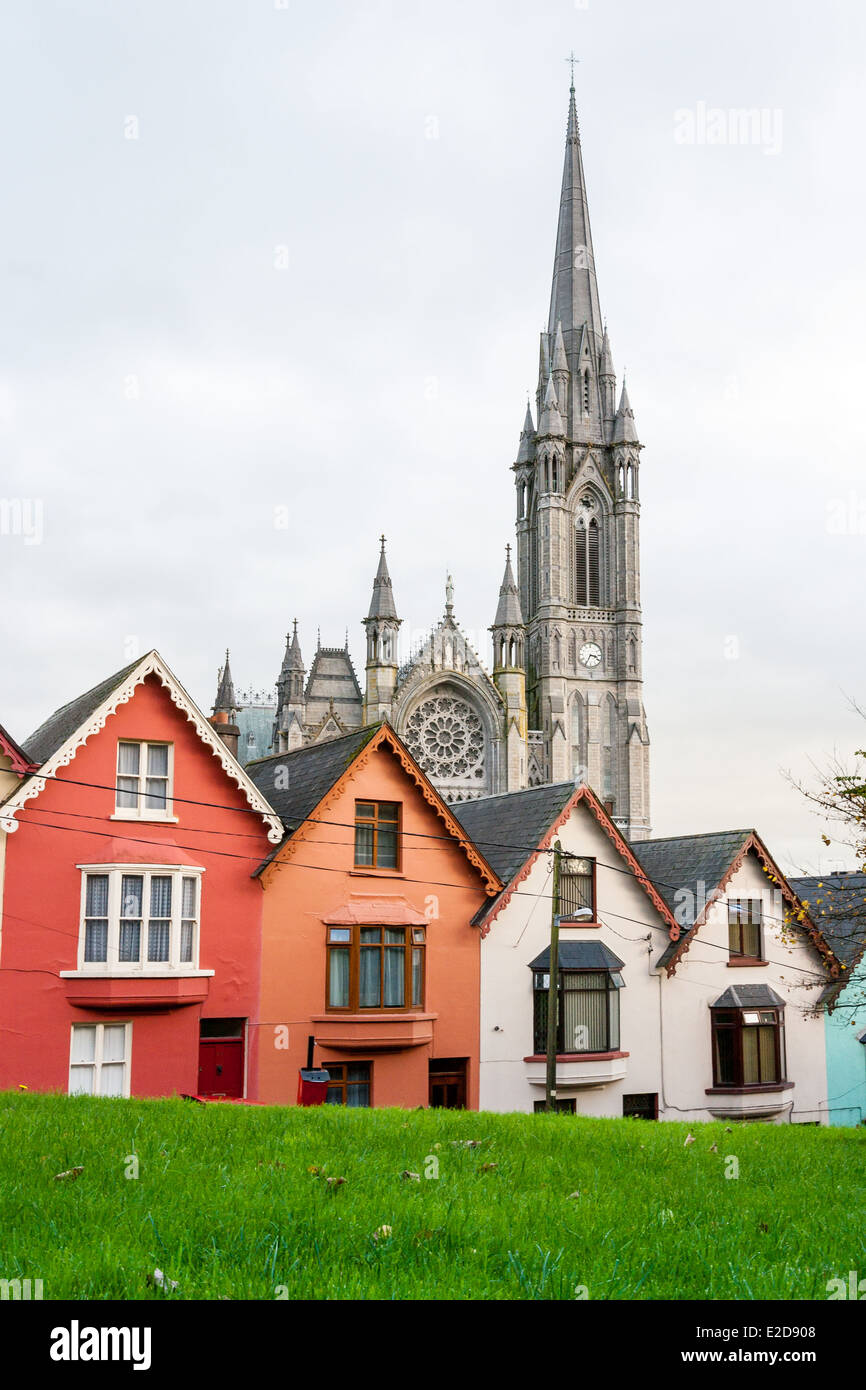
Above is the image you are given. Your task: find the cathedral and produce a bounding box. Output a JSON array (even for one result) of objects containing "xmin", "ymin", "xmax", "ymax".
[{"xmin": 214, "ymin": 80, "xmax": 651, "ymax": 840}]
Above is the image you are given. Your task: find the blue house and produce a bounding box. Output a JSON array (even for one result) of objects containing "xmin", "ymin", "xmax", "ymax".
[{"xmin": 791, "ymin": 873, "xmax": 866, "ymax": 1127}]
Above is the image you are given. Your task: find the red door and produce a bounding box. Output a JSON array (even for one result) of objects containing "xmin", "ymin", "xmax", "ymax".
[{"xmin": 198, "ymin": 1038, "xmax": 244, "ymax": 1097}]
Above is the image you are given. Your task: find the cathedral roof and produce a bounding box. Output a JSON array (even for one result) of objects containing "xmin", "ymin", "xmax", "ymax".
[
  {"xmin": 366, "ymin": 537, "xmax": 399, "ymax": 621},
  {"xmin": 493, "ymin": 547, "xmax": 523, "ymax": 628},
  {"xmin": 552, "ymin": 319, "xmax": 568, "ymax": 373}
]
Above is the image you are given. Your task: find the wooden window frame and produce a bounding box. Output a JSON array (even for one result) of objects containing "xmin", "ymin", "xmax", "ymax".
[
  {"xmin": 711, "ymin": 1006, "xmax": 786, "ymax": 1088},
  {"xmin": 727, "ymin": 898, "xmax": 764, "ymax": 961},
  {"xmin": 112, "ymin": 740, "xmax": 176, "ymax": 822},
  {"xmin": 532, "ymin": 967, "xmax": 622, "ymax": 1055},
  {"xmin": 326, "ymin": 924, "xmax": 426, "ymax": 1013},
  {"xmin": 353, "ymin": 800, "xmax": 401, "ymax": 871},
  {"xmin": 323, "ymin": 1061, "xmax": 373, "ymax": 1107},
  {"xmin": 559, "ymin": 856, "xmax": 596, "ymax": 921},
  {"xmin": 73, "ymin": 865, "xmax": 203, "ymax": 975},
  {"xmin": 68, "ymin": 1021, "xmax": 132, "ymax": 1097}
]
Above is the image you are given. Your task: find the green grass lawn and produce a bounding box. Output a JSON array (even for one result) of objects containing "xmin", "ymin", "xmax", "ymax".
[{"xmin": 1, "ymin": 1092, "xmax": 863, "ymax": 1300}]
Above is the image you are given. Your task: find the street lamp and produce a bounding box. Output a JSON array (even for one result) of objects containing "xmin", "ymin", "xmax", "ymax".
[{"xmin": 545, "ymin": 842, "xmax": 594, "ymax": 1112}]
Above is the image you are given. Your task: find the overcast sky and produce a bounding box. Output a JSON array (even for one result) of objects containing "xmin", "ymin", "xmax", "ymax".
[{"xmin": 2, "ymin": 0, "xmax": 864, "ymax": 873}]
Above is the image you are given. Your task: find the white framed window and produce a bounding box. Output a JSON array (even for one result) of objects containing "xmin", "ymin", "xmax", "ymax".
[
  {"xmin": 69, "ymin": 1022, "xmax": 131, "ymax": 1097},
  {"xmin": 112, "ymin": 740, "xmax": 175, "ymax": 820},
  {"xmin": 71, "ymin": 865, "xmax": 205, "ymax": 975}
]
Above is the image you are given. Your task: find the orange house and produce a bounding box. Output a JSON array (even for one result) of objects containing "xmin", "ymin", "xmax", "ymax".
[{"xmin": 248, "ymin": 724, "xmax": 501, "ymax": 1109}]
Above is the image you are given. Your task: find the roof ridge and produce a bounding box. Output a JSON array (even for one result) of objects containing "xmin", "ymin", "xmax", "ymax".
[
  {"xmin": 246, "ymin": 722, "xmax": 382, "ymax": 767},
  {"xmin": 638, "ymin": 828, "xmax": 754, "ymax": 847}
]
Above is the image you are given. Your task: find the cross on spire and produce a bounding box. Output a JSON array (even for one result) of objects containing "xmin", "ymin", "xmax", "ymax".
[{"xmin": 565, "ymin": 50, "xmax": 579, "ymax": 89}]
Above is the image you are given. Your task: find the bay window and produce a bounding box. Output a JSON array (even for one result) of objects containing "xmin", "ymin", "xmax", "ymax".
[
  {"xmin": 533, "ymin": 968, "xmax": 622, "ymax": 1054},
  {"xmin": 711, "ymin": 1005, "xmax": 786, "ymax": 1087},
  {"xmin": 327, "ymin": 924, "xmax": 425, "ymax": 1011},
  {"xmin": 76, "ymin": 866, "xmax": 202, "ymax": 973}
]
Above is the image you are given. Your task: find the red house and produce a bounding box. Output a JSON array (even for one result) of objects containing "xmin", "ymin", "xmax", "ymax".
[{"xmin": 0, "ymin": 651, "xmax": 281, "ymax": 1100}]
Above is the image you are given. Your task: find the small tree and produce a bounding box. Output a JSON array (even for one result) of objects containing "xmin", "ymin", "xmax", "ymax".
[{"xmin": 785, "ymin": 731, "xmax": 866, "ymax": 1025}]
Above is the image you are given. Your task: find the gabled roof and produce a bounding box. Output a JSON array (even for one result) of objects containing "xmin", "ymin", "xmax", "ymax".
[
  {"xmin": 0, "ymin": 722, "xmax": 39, "ymax": 779},
  {"xmin": 247, "ymin": 720, "xmax": 501, "ymax": 894},
  {"xmin": 0, "ymin": 651, "xmax": 283, "ymax": 843},
  {"xmin": 452, "ymin": 782, "xmax": 678, "ymax": 938},
  {"xmin": 23, "ymin": 656, "xmax": 143, "ymax": 765},
  {"xmin": 789, "ymin": 872, "xmax": 866, "ymax": 1006},
  {"xmin": 247, "ymin": 724, "xmax": 379, "ymax": 831},
  {"xmin": 711, "ymin": 983, "xmax": 785, "ymax": 1010},
  {"xmin": 633, "ymin": 829, "xmax": 840, "ymax": 978},
  {"xmin": 529, "ymin": 941, "xmax": 625, "ymax": 972}
]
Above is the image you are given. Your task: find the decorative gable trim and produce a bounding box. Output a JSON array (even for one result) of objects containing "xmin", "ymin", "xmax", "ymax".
[
  {"xmin": 0, "ymin": 651, "xmax": 283, "ymax": 843},
  {"xmin": 0, "ymin": 724, "xmax": 39, "ymax": 778},
  {"xmin": 662, "ymin": 832, "xmax": 842, "ymax": 980},
  {"xmin": 477, "ymin": 784, "xmax": 680, "ymax": 939}
]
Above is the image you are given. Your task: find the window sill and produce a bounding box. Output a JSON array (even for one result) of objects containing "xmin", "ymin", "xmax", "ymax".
[
  {"xmin": 705, "ymin": 1082, "xmax": 793, "ymax": 1095},
  {"xmin": 109, "ymin": 813, "xmax": 180, "ymax": 825},
  {"xmin": 524, "ymin": 1051, "xmax": 629, "ymax": 1063},
  {"xmin": 348, "ymin": 868, "xmax": 405, "ymax": 878},
  {"xmin": 61, "ymin": 969, "xmax": 214, "ymax": 978},
  {"xmin": 726, "ymin": 958, "xmax": 769, "ymax": 968},
  {"xmin": 559, "ymin": 919, "xmax": 601, "ymax": 928}
]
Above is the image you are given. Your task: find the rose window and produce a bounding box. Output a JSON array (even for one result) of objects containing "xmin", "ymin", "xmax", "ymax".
[{"xmin": 404, "ymin": 695, "xmax": 485, "ymax": 782}]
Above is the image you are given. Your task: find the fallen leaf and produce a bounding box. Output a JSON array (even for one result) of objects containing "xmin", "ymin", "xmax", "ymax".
[
  {"xmin": 325, "ymin": 1176, "xmax": 346, "ymax": 1187},
  {"xmin": 709, "ymin": 1143, "xmax": 718, "ymax": 1153},
  {"xmin": 479, "ymin": 1162, "xmax": 498, "ymax": 1172},
  {"xmin": 54, "ymin": 1166, "xmax": 84, "ymax": 1182},
  {"xmin": 372, "ymin": 1224, "xmax": 392, "ymax": 1241},
  {"xmin": 401, "ymin": 1170, "xmax": 421, "ymax": 1181},
  {"xmin": 566, "ymin": 1190, "xmax": 581, "ymax": 1200},
  {"xmin": 149, "ymin": 1268, "xmax": 179, "ymax": 1292},
  {"xmin": 684, "ymin": 1133, "xmax": 695, "ymax": 1146}
]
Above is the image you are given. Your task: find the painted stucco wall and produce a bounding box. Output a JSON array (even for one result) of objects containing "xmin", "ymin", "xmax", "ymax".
[
  {"xmin": 825, "ymin": 960, "xmax": 866, "ymax": 1126},
  {"xmin": 480, "ymin": 803, "xmax": 830, "ymax": 1123},
  {"xmin": 665, "ymin": 853, "xmax": 827, "ymax": 1124},
  {"xmin": 0, "ymin": 675, "xmax": 271, "ymax": 1099},
  {"xmin": 257, "ymin": 739, "xmax": 495, "ymax": 1108},
  {"xmin": 480, "ymin": 801, "xmax": 671, "ymax": 1116}
]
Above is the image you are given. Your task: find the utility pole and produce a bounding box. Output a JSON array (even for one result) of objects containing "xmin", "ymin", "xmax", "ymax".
[{"xmin": 545, "ymin": 840, "xmax": 562, "ymax": 1112}]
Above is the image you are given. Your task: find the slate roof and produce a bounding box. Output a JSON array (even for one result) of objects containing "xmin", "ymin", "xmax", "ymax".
[
  {"xmin": 789, "ymin": 873, "xmax": 866, "ymax": 975},
  {"xmin": 711, "ymin": 984, "xmax": 785, "ymax": 1009},
  {"xmin": 452, "ymin": 783, "xmax": 576, "ymax": 889},
  {"xmin": 632, "ymin": 830, "xmax": 754, "ymax": 969},
  {"xmin": 22, "ymin": 657, "xmax": 144, "ymax": 765},
  {"xmin": 246, "ymin": 724, "xmax": 380, "ymax": 865},
  {"xmin": 632, "ymin": 830, "xmax": 753, "ymax": 925},
  {"xmin": 529, "ymin": 941, "xmax": 625, "ymax": 972}
]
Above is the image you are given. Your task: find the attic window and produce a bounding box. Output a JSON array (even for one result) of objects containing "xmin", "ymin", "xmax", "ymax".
[{"xmin": 114, "ymin": 741, "xmax": 174, "ymax": 820}]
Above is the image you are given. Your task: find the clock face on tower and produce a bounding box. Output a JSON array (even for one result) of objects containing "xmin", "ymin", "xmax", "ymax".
[{"xmin": 579, "ymin": 641, "xmax": 602, "ymax": 669}]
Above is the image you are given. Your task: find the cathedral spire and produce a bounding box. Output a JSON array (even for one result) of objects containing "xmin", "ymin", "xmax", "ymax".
[
  {"xmin": 613, "ymin": 378, "xmax": 640, "ymax": 444},
  {"xmin": 281, "ymin": 619, "xmax": 304, "ymax": 674},
  {"xmin": 548, "ymin": 81, "xmax": 605, "ymax": 436},
  {"xmin": 366, "ymin": 535, "xmax": 399, "ymax": 620},
  {"xmin": 539, "ymin": 374, "xmax": 564, "ymax": 437},
  {"xmin": 213, "ymin": 649, "xmax": 237, "ymax": 716},
  {"xmin": 517, "ymin": 401, "xmax": 535, "ymax": 463},
  {"xmin": 493, "ymin": 544, "xmax": 523, "ymax": 627}
]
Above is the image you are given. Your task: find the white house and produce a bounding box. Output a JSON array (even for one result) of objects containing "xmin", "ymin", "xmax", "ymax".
[{"xmin": 455, "ymin": 785, "xmax": 839, "ymax": 1123}]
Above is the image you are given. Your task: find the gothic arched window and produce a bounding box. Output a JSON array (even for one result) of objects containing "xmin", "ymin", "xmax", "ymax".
[{"xmin": 574, "ymin": 517, "xmax": 600, "ymax": 607}]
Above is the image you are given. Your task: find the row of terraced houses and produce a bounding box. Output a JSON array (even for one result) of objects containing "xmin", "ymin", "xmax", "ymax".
[{"xmin": 0, "ymin": 651, "xmax": 863, "ymax": 1124}]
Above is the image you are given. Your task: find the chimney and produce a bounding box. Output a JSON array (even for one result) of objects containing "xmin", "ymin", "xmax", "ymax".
[{"xmin": 209, "ymin": 710, "xmax": 240, "ymax": 759}]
